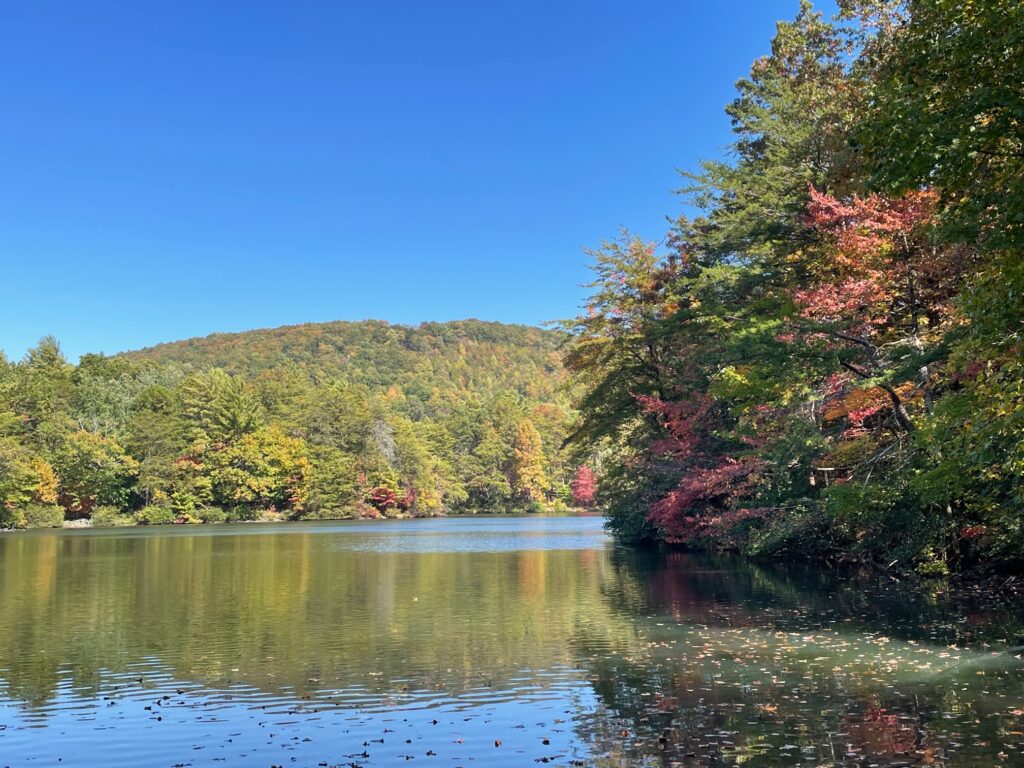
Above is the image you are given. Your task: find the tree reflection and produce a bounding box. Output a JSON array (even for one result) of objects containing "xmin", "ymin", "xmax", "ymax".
[{"xmin": 1, "ymin": 530, "xmax": 1022, "ymax": 766}]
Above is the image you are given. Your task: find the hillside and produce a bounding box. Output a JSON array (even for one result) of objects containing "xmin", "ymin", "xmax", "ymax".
[
  {"xmin": 1, "ymin": 321, "xmax": 585, "ymax": 529},
  {"xmin": 122, "ymin": 319, "xmax": 568, "ymax": 415}
]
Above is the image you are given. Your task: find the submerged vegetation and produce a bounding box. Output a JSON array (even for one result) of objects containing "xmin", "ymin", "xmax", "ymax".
[
  {"xmin": 562, "ymin": 0, "xmax": 1024, "ymax": 572},
  {"xmin": 0, "ymin": 320, "xmax": 581, "ymax": 527}
]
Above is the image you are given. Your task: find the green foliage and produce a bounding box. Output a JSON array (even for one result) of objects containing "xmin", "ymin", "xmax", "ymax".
[
  {"xmin": 196, "ymin": 506, "xmax": 227, "ymax": 524},
  {"xmin": 911, "ymin": 354, "xmax": 1024, "ymax": 559},
  {"xmin": 305, "ymin": 445, "xmax": 361, "ymax": 518},
  {"xmin": 180, "ymin": 369, "xmax": 263, "ymax": 442},
  {"xmin": 22, "ymin": 504, "xmax": 64, "ymax": 529},
  {"xmin": 746, "ymin": 504, "xmax": 834, "ymax": 560},
  {"xmin": 90, "ymin": 505, "xmax": 135, "ymax": 527},
  {"xmin": 134, "ymin": 505, "xmax": 176, "ymax": 526},
  {"xmin": 52, "ymin": 430, "xmax": 139, "ymax": 517},
  {"xmin": 859, "ymin": 0, "xmax": 1024, "ymax": 250},
  {"xmin": 0, "ymin": 321, "xmax": 575, "ymax": 528},
  {"xmin": 0, "ymin": 506, "xmax": 23, "ymax": 529},
  {"xmin": 223, "ymin": 506, "xmax": 261, "ymax": 522},
  {"xmin": 205, "ymin": 426, "xmax": 311, "ymax": 516},
  {"xmin": 548, "ymin": 498, "xmax": 571, "ymax": 514},
  {"xmin": 682, "ymin": 0, "xmax": 859, "ymax": 257},
  {"xmin": 126, "ymin": 390, "xmax": 186, "ymax": 505},
  {"xmin": 596, "ymin": 456, "xmax": 663, "ymax": 545},
  {"xmin": 123, "ymin": 319, "xmax": 568, "ymax": 419}
]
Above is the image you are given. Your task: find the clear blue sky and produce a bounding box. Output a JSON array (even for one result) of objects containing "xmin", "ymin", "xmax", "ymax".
[{"xmin": 0, "ymin": 0, "xmax": 834, "ymax": 361}]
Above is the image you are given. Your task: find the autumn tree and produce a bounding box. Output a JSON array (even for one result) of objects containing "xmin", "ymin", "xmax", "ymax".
[
  {"xmin": 560, "ymin": 0, "xmax": 1024, "ymax": 569},
  {"xmin": 508, "ymin": 420, "xmax": 547, "ymax": 504},
  {"xmin": 52, "ymin": 430, "xmax": 139, "ymax": 517},
  {"xmin": 570, "ymin": 465, "xmax": 597, "ymax": 508},
  {"xmin": 205, "ymin": 426, "xmax": 310, "ymax": 517}
]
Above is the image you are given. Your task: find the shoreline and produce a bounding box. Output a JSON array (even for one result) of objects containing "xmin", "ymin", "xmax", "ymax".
[{"xmin": 0, "ymin": 506, "xmax": 596, "ymax": 533}]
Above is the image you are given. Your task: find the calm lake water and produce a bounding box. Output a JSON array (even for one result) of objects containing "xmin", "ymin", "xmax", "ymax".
[{"xmin": 1, "ymin": 515, "xmax": 1023, "ymax": 767}]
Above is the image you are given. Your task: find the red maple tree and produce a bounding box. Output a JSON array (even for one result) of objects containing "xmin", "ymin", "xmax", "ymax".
[
  {"xmin": 570, "ymin": 465, "xmax": 597, "ymax": 507},
  {"xmin": 635, "ymin": 392, "xmax": 765, "ymax": 544}
]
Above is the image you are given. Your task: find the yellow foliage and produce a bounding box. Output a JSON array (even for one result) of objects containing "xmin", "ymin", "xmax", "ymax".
[{"xmin": 30, "ymin": 457, "xmax": 59, "ymax": 504}]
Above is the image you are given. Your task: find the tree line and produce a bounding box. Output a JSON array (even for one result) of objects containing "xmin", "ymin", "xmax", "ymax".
[{"xmin": 562, "ymin": 0, "xmax": 1024, "ymax": 573}]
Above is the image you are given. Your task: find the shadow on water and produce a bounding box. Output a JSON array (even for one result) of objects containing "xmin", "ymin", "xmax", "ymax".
[
  {"xmin": 582, "ymin": 547, "xmax": 1024, "ymax": 765},
  {"xmin": 0, "ymin": 518, "xmax": 1022, "ymax": 766}
]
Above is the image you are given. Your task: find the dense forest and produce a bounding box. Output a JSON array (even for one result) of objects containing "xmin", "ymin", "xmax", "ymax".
[
  {"xmin": 562, "ymin": 0, "xmax": 1024, "ymax": 573},
  {"xmin": 0, "ymin": 320, "xmax": 587, "ymax": 528}
]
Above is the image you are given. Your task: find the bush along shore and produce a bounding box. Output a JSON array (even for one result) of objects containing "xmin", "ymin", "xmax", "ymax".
[{"xmin": 1, "ymin": 501, "xmax": 587, "ymax": 531}]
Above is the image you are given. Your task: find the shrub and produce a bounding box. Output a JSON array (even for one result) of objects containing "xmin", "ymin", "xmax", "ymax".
[
  {"xmin": 822, "ymin": 480, "xmax": 943, "ymax": 566},
  {"xmin": 134, "ymin": 505, "xmax": 176, "ymax": 526},
  {"xmin": 1, "ymin": 506, "xmax": 26, "ymax": 529},
  {"xmin": 301, "ymin": 506, "xmax": 361, "ymax": 520},
  {"xmin": 549, "ymin": 498, "xmax": 571, "ymax": 514},
  {"xmin": 22, "ymin": 504, "xmax": 65, "ymax": 528},
  {"xmin": 748, "ymin": 503, "xmax": 837, "ymax": 559},
  {"xmin": 224, "ymin": 506, "xmax": 260, "ymax": 522},
  {"xmin": 91, "ymin": 505, "xmax": 135, "ymax": 528},
  {"xmin": 198, "ymin": 506, "xmax": 228, "ymax": 524}
]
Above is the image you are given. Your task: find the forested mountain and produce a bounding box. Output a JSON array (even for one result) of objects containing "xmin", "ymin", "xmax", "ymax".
[
  {"xmin": 563, "ymin": 0, "xmax": 1024, "ymax": 573},
  {"xmin": 1, "ymin": 320, "xmax": 591, "ymax": 529},
  {"xmin": 122, "ymin": 320, "xmax": 565, "ymax": 415}
]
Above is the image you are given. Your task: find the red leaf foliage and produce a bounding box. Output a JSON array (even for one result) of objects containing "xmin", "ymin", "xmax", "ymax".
[
  {"xmin": 793, "ymin": 186, "xmax": 940, "ymax": 338},
  {"xmin": 634, "ymin": 392, "xmax": 765, "ymax": 543},
  {"xmin": 646, "ymin": 458, "xmax": 766, "ymax": 543},
  {"xmin": 635, "ymin": 392, "xmax": 713, "ymax": 460},
  {"xmin": 803, "ymin": 185, "xmax": 938, "ymax": 265},
  {"xmin": 570, "ymin": 465, "xmax": 597, "ymax": 507}
]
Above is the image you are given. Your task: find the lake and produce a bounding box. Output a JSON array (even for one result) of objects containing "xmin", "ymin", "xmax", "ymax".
[{"xmin": 1, "ymin": 515, "xmax": 1022, "ymax": 767}]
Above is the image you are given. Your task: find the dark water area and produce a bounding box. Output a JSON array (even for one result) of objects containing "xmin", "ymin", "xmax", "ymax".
[{"xmin": 1, "ymin": 516, "xmax": 1022, "ymax": 766}]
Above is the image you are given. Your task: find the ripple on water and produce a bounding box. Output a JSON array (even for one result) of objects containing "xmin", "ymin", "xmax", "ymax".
[{"xmin": 2, "ymin": 517, "xmax": 1024, "ymax": 766}]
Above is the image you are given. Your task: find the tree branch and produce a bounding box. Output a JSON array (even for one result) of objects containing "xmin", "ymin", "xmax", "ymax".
[{"xmin": 839, "ymin": 360, "xmax": 915, "ymax": 433}]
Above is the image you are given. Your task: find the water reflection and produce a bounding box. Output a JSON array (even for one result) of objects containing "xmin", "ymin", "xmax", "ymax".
[
  {"xmin": 585, "ymin": 549, "xmax": 1024, "ymax": 766},
  {"xmin": 0, "ymin": 518, "xmax": 1022, "ymax": 766}
]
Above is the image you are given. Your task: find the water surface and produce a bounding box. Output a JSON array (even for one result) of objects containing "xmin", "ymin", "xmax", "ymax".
[{"xmin": 1, "ymin": 516, "xmax": 1022, "ymax": 766}]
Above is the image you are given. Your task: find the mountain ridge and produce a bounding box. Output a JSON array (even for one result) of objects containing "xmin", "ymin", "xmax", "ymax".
[
  {"xmin": 120, "ymin": 317, "xmax": 568, "ymax": 408},
  {"xmin": 122, "ymin": 317, "xmax": 559, "ymax": 358}
]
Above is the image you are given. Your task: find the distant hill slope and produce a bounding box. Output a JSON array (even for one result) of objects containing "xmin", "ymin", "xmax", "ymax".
[
  {"xmin": 122, "ymin": 319, "xmax": 568, "ymax": 408},
  {"xmin": 2, "ymin": 320, "xmax": 579, "ymax": 526}
]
